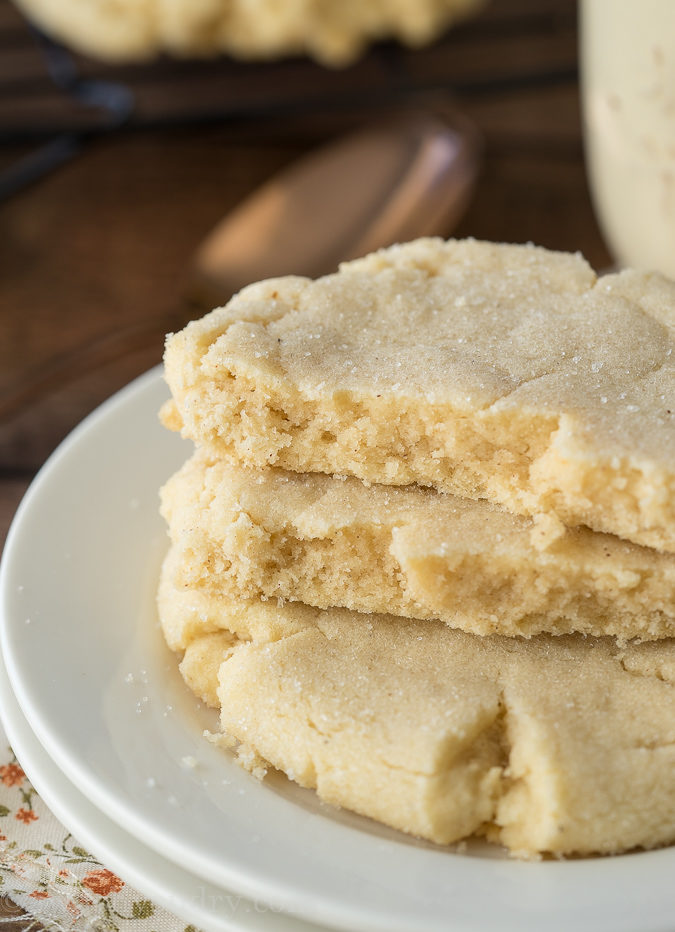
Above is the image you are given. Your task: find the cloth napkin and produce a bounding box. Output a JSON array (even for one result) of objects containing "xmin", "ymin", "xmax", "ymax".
[{"xmin": 0, "ymin": 725, "xmax": 192, "ymax": 932}]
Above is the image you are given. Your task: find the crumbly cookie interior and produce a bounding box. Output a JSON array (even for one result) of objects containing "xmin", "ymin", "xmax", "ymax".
[
  {"xmin": 163, "ymin": 239, "xmax": 675, "ymax": 552},
  {"xmin": 160, "ymin": 451, "xmax": 675, "ymax": 640}
]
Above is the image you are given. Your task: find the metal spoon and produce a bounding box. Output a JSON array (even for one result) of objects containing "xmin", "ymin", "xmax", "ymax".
[
  {"xmin": 191, "ymin": 101, "xmax": 480, "ymax": 307},
  {"xmin": 1, "ymin": 102, "xmax": 479, "ymax": 425}
]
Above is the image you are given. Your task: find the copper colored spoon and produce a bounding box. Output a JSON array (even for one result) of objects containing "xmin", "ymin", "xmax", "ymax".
[
  {"xmin": 1, "ymin": 103, "xmax": 479, "ymax": 426},
  {"xmin": 191, "ymin": 102, "xmax": 480, "ymax": 307}
]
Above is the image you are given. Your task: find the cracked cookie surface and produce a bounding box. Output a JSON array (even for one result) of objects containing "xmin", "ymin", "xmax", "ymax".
[
  {"xmin": 159, "ymin": 450, "xmax": 675, "ymax": 640},
  {"xmin": 160, "ymin": 547, "xmax": 675, "ymax": 857},
  {"xmin": 163, "ymin": 238, "xmax": 675, "ymax": 552}
]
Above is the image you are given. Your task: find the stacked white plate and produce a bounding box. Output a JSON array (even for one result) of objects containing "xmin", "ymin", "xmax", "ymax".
[{"xmin": 1, "ymin": 369, "xmax": 674, "ymax": 932}]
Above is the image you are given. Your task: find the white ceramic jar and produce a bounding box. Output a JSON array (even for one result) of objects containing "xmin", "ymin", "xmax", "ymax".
[{"xmin": 581, "ymin": 0, "xmax": 675, "ymax": 276}]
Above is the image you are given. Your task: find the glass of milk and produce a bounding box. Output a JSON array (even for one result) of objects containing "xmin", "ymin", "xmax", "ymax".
[{"xmin": 581, "ymin": 0, "xmax": 675, "ymax": 277}]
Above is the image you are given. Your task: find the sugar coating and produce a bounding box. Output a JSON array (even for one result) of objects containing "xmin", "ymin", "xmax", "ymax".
[
  {"xmin": 13, "ymin": 0, "xmax": 483, "ymax": 64},
  {"xmin": 161, "ymin": 554, "xmax": 675, "ymax": 857},
  {"xmin": 160, "ymin": 451, "xmax": 675, "ymax": 640},
  {"xmin": 163, "ymin": 238, "xmax": 675, "ymax": 552}
]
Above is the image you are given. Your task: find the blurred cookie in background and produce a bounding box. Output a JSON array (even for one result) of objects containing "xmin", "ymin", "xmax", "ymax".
[{"xmin": 11, "ymin": 0, "xmax": 487, "ymax": 65}]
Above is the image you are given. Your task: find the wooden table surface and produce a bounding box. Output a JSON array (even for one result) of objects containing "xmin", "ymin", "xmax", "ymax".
[{"xmin": 0, "ymin": 0, "xmax": 610, "ymax": 923}]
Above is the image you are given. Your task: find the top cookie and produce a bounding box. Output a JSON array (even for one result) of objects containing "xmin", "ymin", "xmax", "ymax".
[
  {"xmin": 163, "ymin": 238, "xmax": 675, "ymax": 552},
  {"xmin": 14, "ymin": 0, "xmax": 483, "ymax": 65}
]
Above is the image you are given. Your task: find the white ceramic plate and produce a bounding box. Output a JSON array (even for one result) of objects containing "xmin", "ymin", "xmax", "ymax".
[
  {"xmin": 0, "ymin": 645, "xmax": 324, "ymax": 932},
  {"xmin": 2, "ymin": 368, "xmax": 675, "ymax": 932}
]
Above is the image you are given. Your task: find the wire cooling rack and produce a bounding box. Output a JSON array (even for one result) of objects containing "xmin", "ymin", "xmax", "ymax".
[{"xmin": 0, "ymin": 0, "xmax": 577, "ymax": 200}]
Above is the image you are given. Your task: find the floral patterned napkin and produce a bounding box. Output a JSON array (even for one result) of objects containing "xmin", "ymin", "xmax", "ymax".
[{"xmin": 0, "ymin": 740, "xmax": 194, "ymax": 932}]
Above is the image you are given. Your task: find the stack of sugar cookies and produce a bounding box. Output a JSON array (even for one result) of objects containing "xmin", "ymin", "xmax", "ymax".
[{"xmin": 158, "ymin": 238, "xmax": 675, "ymax": 858}]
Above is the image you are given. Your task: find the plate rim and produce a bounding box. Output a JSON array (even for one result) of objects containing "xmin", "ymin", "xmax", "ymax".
[{"xmin": 0, "ymin": 644, "xmax": 326, "ymax": 932}]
